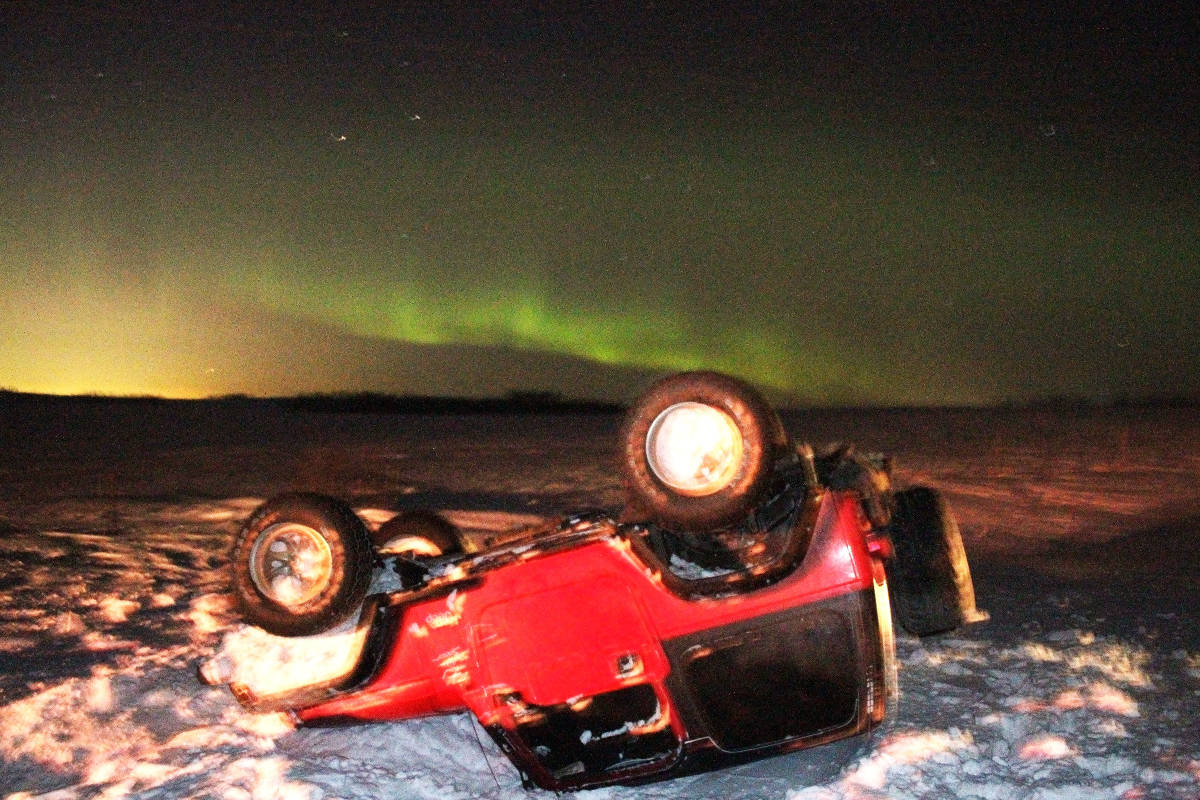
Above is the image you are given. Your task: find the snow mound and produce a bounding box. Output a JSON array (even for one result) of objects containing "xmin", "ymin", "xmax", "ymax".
[{"xmin": 201, "ymin": 615, "xmax": 366, "ymax": 698}]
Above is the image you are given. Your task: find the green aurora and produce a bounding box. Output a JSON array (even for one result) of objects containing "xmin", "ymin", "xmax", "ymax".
[{"xmin": 2, "ymin": 4, "xmax": 1196, "ymax": 404}]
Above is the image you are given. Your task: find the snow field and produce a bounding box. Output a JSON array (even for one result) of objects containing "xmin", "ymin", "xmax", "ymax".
[{"xmin": 0, "ymin": 405, "xmax": 1196, "ymax": 798}]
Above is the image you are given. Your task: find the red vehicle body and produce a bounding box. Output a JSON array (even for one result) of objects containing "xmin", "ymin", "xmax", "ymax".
[
  {"xmin": 219, "ymin": 372, "xmax": 979, "ymax": 791},
  {"xmin": 230, "ymin": 483, "xmax": 897, "ymax": 791}
]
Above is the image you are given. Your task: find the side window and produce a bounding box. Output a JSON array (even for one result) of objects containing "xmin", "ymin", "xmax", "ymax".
[{"xmin": 682, "ymin": 608, "xmax": 860, "ymax": 751}]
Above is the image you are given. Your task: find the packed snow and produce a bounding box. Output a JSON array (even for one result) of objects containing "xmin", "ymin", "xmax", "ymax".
[{"xmin": 1, "ymin": 399, "xmax": 1198, "ymax": 799}]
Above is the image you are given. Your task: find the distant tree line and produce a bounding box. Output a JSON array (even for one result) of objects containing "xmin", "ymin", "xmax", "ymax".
[
  {"xmin": 1000, "ymin": 393, "xmax": 1200, "ymax": 411},
  {"xmin": 273, "ymin": 391, "xmax": 623, "ymax": 415},
  {"xmin": 0, "ymin": 388, "xmax": 1194, "ymax": 413}
]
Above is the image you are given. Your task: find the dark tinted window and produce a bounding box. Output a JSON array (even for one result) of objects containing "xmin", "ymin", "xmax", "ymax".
[{"xmin": 683, "ymin": 609, "xmax": 860, "ymax": 751}]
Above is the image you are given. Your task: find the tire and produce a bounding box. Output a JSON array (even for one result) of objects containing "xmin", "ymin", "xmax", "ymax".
[
  {"xmin": 372, "ymin": 510, "xmax": 467, "ymax": 555},
  {"xmin": 374, "ymin": 510, "xmax": 468, "ymax": 589},
  {"xmin": 231, "ymin": 493, "xmax": 374, "ymax": 637},
  {"xmin": 884, "ymin": 487, "xmax": 982, "ymax": 636},
  {"xmin": 621, "ymin": 371, "xmax": 788, "ymax": 532}
]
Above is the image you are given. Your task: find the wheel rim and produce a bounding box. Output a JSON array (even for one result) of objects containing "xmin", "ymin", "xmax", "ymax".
[
  {"xmin": 645, "ymin": 402, "xmax": 744, "ymax": 496},
  {"xmin": 248, "ymin": 522, "xmax": 334, "ymax": 607}
]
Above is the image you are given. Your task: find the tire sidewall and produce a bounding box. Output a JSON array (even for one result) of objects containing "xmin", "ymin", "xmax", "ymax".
[
  {"xmin": 885, "ymin": 487, "xmax": 975, "ymax": 636},
  {"xmin": 231, "ymin": 493, "xmax": 373, "ymax": 637},
  {"xmin": 371, "ymin": 509, "xmax": 466, "ymax": 554}
]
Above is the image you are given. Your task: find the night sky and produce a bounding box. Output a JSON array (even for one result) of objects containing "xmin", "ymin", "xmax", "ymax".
[{"xmin": 2, "ymin": 2, "xmax": 1197, "ymax": 404}]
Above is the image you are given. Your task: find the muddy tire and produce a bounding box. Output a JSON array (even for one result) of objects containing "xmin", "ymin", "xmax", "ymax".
[
  {"xmin": 884, "ymin": 487, "xmax": 981, "ymax": 636},
  {"xmin": 373, "ymin": 510, "xmax": 468, "ymax": 587},
  {"xmin": 621, "ymin": 371, "xmax": 787, "ymax": 532},
  {"xmin": 231, "ymin": 493, "xmax": 373, "ymax": 637},
  {"xmin": 372, "ymin": 509, "xmax": 467, "ymax": 555}
]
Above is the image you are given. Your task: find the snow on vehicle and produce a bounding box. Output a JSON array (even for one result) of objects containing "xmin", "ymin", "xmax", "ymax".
[{"xmin": 211, "ymin": 371, "xmax": 985, "ymax": 791}]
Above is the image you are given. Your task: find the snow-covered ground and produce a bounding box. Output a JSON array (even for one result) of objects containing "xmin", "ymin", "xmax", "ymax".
[{"xmin": 1, "ymin": 399, "xmax": 1198, "ymax": 799}]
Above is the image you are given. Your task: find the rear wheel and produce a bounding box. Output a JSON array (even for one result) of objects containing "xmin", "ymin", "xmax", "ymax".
[
  {"xmin": 621, "ymin": 371, "xmax": 788, "ymax": 532},
  {"xmin": 884, "ymin": 487, "xmax": 984, "ymax": 636},
  {"xmin": 231, "ymin": 493, "xmax": 373, "ymax": 637}
]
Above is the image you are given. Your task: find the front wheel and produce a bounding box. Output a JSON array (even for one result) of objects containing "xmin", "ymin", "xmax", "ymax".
[
  {"xmin": 231, "ymin": 493, "xmax": 374, "ymax": 637},
  {"xmin": 374, "ymin": 509, "xmax": 469, "ymax": 588},
  {"xmin": 372, "ymin": 509, "xmax": 467, "ymax": 555},
  {"xmin": 884, "ymin": 487, "xmax": 985, "ymax": 637}
]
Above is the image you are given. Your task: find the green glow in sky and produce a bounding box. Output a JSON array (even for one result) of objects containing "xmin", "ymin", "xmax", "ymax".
[
  {"xmin": 225, "ymin": 251, "xmax": 854, "ymax": 400},
  {"xmin": 1, "ymin": 5, "xmax": 1196, "ymax": 404}
]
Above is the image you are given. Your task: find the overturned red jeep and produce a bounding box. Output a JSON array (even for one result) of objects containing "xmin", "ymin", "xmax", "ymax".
[{"xmin": 216, "ymin": 371, "xmax": 984, "ymax": 792}]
